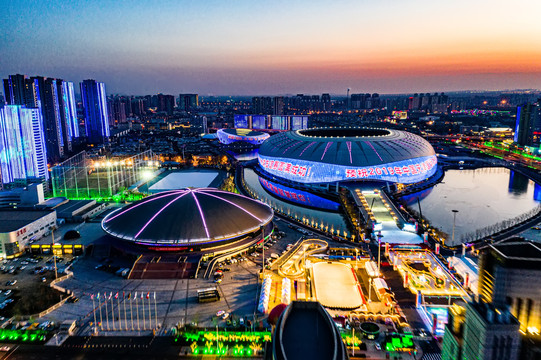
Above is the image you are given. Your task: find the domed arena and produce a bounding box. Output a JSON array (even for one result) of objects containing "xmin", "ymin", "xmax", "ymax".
[
  {"xmin": 258, "ymin": 128, "xmax": 437, "ymax": 184},
  {"xmin": 102, "ymin": 188, "xmax": 273, "ymax": 251},
  {"xmin": 217, "ymin": 128, "xmax": 270, "ymax": 145}
]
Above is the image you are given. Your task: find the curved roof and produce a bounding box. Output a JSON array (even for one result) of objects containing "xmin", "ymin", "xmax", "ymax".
[
  {"xmin": 102, "ymin": 188, "xmax": 273, "ymax": 244},
  {"xmin": 258, "ymin": 128, "xmax": 434, "ymax": 167},
  {"xmin": 219, "ymin": 128, "xmax": 268, "ymax": 137}
]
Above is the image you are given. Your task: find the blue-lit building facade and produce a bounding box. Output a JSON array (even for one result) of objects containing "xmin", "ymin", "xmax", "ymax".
[
  {"xmin": 80, "ymin": 79, "xmax": 110, "ymax": 144},
  {"xmin": 217, "ymin": 128, "xmax": 270, "ymax": 145},
  {"xmin": 233, "ymin": 115, "xmax": 309, "ymax": 131},
  {"xmin": 3, "ymin": 74, "xmax": 79, "ymax": 162},
  {"xmin": 258, "ymin": 128, "xmax": 437, "ymax": 185},
  {"xmin": 0, "ymin": 105, "xmax": 49, "ymax": 186}
]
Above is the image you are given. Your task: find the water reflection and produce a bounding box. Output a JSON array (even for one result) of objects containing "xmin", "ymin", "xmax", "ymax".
[
  {"xmin": 243, "ymin": 168, "xmax": 351, "ymax": 237},
  {"xmin": 508, "ymin": 170, "xmax": 529, "ymax": 195},
  {"xmin": 402, "ymin": 167, "xmax": 541, "ymax": 244}
]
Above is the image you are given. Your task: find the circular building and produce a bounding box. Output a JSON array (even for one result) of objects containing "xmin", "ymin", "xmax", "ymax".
[
  {"xmin": 217, "ymin": 128, "xmax": 270, "ymax": 145},
  {"xmin": 102, "ymin": 188, "xmax": 273, "ymax": 251},
  {"xmin": 258, "ymin": 128, "xmax": 437, "ymax": 184}
]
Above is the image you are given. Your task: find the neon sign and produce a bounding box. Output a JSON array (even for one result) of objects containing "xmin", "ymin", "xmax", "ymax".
[
  {"xmin": 259, "ymin": 177, "xmax": 340, "ymax": 211},
  {"xmin": 258, "ymin": 154, "xmax": 437, "ymax": 184},
  {"xmin": 259, "ymin": 158, "xmax": 310, "ymax": 178}
]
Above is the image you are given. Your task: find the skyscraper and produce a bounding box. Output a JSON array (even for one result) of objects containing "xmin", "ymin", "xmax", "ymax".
[
  {"xmin": 0, "ymin": 105, "xmax": 48, "ymax": 186},
  {"xmin": 80, "ymin": 79, "xmax": 110, "ymax": 144},
  {"xmin": 273, "ymin": 96, "xmax": 284, "ymax": 115},
  {"xmin": 514, "ymin": 102, "xmax": 541, "ymax": 148},
  {"xmin": 478, "ymin": 239, "xmax": 541, "ymax": 333},
  {"xmin": 3, "ymin": 74, "xmax": 79, "ymax": 162},
  {"xmin": 178, "ymin": 94, "xmax": 199, "ymax": 112}
]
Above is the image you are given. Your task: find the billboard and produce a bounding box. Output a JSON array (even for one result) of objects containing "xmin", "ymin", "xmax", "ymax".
[
  {"xmin": 258, "ymin": 154, "xmax": 437, "ymax": 184},
  {"xmin": 252, "ymin": 115, "xmax": 268, "ymax": 130},
  {"xmin": 291, "ymin": 116, "xmax": 309, "ymax": 130},
  {"xmin": 234, "ymin": 115, "xmax": 251, "ymax": 129}
]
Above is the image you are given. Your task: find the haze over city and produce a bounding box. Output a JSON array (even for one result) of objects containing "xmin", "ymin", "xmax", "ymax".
[{"xmin": 2, "ymin": 0, "xmax": 541, "ymax": 95}]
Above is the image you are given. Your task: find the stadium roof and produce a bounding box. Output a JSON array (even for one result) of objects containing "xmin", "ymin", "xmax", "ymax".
[
  {"xmin": 259, "ymin": 128, "xmax": 435, "ymax": 167},
  {"xmin": 101, "ymin": 188, "xmax": 273, "ymax": 244},
  {"xmin": 220, "ymin": 128, "xmax": 268, "ymax": 137}
]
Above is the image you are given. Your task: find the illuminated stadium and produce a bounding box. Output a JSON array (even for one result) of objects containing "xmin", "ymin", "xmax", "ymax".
[
  {"xmin": 102, "ymin": 188, "xmax": 273, "ymax": 251},
  {"xmin": 217, "ymin": 128, "xmax": 270, "ymax": 145},
  {"xmin": 258, "ymin": 128, "xmax": 437, "ymax": 184}
]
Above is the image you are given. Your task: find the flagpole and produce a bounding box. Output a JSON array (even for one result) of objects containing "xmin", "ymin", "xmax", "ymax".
[
  {"xmin": 104, "ymin": 293, "xmax": 109, "ymax": 330},
  {"xmin": 92, "ymin": 294, "xmax": 97, "ymax": 334},
  {"xmin": 136, "ymin": 292, "xmax": 140, "ymax": 331},
  {"xmin": 154, "ymin": 292, "xmax": 158, "ymax": 330},
  {"xmin": 117, "ymin": 294, "xmax": 121, "ymax": 331},
  {"xmin": 98, "ymin": 294, "xmax": 103, "ymax": 331},
  {"xmin": 142, "ymin": 293, "xmax": 146, "ymax": 330},
  {"xmin": 147, "ymin": 293, "xmax": 151, "ymax": 331},
  {"xmin": 130, "ymin": 293, "xmax": 134, "ymax": 330},
  {"xmin": 111, "ymin": 293, "xmax": 115, "ymax": 331},
  {"xmin": 123, "ymin": 292, "xmax": 128, "ymax": 331}
]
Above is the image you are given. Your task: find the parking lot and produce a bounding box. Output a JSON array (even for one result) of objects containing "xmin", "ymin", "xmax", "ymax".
[{"xmin": 0, "ymin": 254, "xmax": 76, "ymax": 319}]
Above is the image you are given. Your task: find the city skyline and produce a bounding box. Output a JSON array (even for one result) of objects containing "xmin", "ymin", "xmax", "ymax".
[{"xmin": 1, "ymin": 0, "xmax": 541, "ymax": 96}]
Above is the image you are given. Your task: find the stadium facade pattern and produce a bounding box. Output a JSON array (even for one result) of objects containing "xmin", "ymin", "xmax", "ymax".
[
  {"xmin": 258, "ymin": 128, "xmax": 437, "ymax": 184},
  {"xmin": 216, "ymin": 128, "xmax": 270, "ymax": 145},
  {"xmin": 102, "ymin": 188, "xmax": 273, "ymax": 249}
]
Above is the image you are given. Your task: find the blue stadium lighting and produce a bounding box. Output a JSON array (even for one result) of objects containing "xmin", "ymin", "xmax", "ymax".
[
  {"xmin": 259, "ymin": 177, "xmax": 340, "ymax": 211},
  {"xmin": 258, "ymin": 128, "xmax": 437, "ymax": 184},
  {"xmin": 217, "ymin": 128, "xmax": 270, "ymax": 145},
  {"xmin": 258, "ymin": 153, "xmax": 437, "ymax": 184}
]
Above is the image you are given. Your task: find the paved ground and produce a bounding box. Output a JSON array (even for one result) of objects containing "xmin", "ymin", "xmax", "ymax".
[{"xmin": 35, "ymin": 217, "xmax": 313, "ymax": 336}]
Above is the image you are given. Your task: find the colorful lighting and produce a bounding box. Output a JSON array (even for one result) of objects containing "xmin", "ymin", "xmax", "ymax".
[{"xmin": 134, "ymin": 191, "xmax": 190, "ymax": 239}]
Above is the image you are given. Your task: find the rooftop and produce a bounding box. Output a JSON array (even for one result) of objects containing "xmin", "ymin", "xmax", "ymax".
[{"xmin": 0, "ymin": 210, "xmax": 55, "ymax": 233}]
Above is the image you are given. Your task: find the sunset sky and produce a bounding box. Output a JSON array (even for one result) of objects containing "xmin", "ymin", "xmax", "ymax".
[{"xmin": 2, "ymin": 0, "xmax": 541, "ymax": 95}]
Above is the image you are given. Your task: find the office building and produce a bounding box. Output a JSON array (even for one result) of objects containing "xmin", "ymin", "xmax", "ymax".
[
  {"xmin": 252, "ymin": 96, "xmax": 272, "ymax": 114},
  {"xmin": 178, "ymin": 94, "xmax": 198, "ymax": 112},
  {"xmin": 273, "ymin": 96, "xmax": 284, "ymax": 115},
  {"xmin": 0, "ymin": 105, "xmax": 49, "ymax": 186},
  {"xmin": 321, "ymin": 93, "xmax": 331, "ymax": 111},
  {"xmin": 3, "ymin": 74, "xmax": 78, "ymax": 161},
  {"xmin": 514, "ymin": 102, "xmax": 541, "ymax": 148},
  {"xmin": 442, "ymin": 301, "xmax": 521, "ymax": 360},
  {"xmin": 0, "ymin": 209, "xmax": 57, "ymax": 258},
  {"xmin": 80, "ymin": 79, "xmax": 110, "ymax": 144},
  {"xmin": 157, "ymin": 94, "xmax": 175, "ymax": 115},
  {"xmin": 478, "ymin": 239, "xmax": 541, "ymax": 333}
]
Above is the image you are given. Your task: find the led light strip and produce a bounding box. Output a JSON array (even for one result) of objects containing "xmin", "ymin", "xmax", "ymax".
[
  {"xmin": 364, "ymin": 140, "xmax": 384, "ymax": 162},
  {"xmin": 104, "ymin": 190, "xmax": 183, "ymax": 223},
  {"xmin": 346, "ymin": 141, "xmax": 353, "ymax": 164},
  {"xmin": 198, "ymin": 191, "xmax": 263, "ymax": 222},
  {"xmin": 320, "ymin": 142, "xmax": 332, "ymax": 161},
  {"xmin": 133, "ymin": 191, "xmax": 189, "ymax": 240},
  {"xmin": 192, "ymin": 190, "xmax": 210, "ymax": 239}
]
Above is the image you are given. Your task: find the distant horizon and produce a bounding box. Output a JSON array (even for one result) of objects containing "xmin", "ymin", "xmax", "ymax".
[
  {"xmin": 1, "ymin": 72, "xmax": 540, "ymax": 99},
  {"xmin": 2, "ymin": 0, "xmax": 541, "ymax": 96}
]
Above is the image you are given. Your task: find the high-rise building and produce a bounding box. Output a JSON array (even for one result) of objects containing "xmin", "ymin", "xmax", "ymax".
[
  {"xmin": 442, "ymin": 301, "xmax": 521, "ymax": 360},
  {"xmin": 0, "ymin": 105, "xmax": 48, "ymax": 186},
  {"xmin": 80, "ymin": 79, "xmax": 110, "ymax": 144},
  {"xmin": 321, "ymin": 93, "xmax": 331, "ymax": 111},
  {"xmin": 58, "ymin": 80, "xmax": 78, "ymax": 153},
  {"xmin": 157, "ymin": 94, "xmax": 175, "ymax": 115},
  {"xmin": 178, "ymin": 94, "xmax": 199, "ymax": 112},
  {"xmin": 3, "ymin": 74, "xmax": 78, "ymax": 162},
  {"xmin": 478, "ymin": 239, "xmax": 541, "ymax": 333},
  {"xmin": 273, "ymin": 96, "xmax": 284, "ymax": 115},
  {"xmin": 252, "ymin": 96, "xmax": 272, "ymax": 114},
  {"xmin": 514, "ymin": 102, "xmax": 541, "ymax": 148}
]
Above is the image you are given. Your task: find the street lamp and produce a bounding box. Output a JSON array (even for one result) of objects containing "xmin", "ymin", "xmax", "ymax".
[
  {"xmin": 49, "ymin": 226, "xmax": 58, "ymax": 279},
  {"xmin": 377, "ymin": 232, "xmax": 383, "ymax": 276},
  {"xmin": 451, "ymin": 210, "xmax": 459, "ymax": 246}
]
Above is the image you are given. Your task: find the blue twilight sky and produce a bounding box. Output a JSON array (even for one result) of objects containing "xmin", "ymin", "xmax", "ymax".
[{"xmin": 1, "ymin": 0, "xmax": 541, "ymax": 95}]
